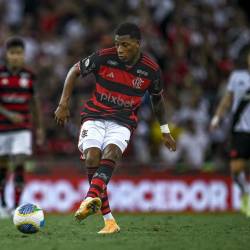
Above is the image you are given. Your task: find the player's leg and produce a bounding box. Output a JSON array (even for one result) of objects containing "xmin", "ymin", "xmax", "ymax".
[
  {"xmin": 230, "ymin": 132, "xmax": 250, "ymax": 216},
  {"xmin": 0, "ymin": 132, "xmax": 13, "ymax": 218},
  {"xmin": 95, "ymin": 144, "xmax": 122, "ymax": 234},
  {"xmin": 13, "ymin": 159, "xmax": 26, "ymax": 208},
  {"xmin": 0, "ymin": 157, "xmax": 8, "ymax": 207},
  {"xmin": 100, "ymin": 187, "xmax": 112, "ymax": 217},
  {"xmin": 75, "ymin": 145, "xmax": 121, "ymax": 222},
  {"xmin": 86, "ymin": 144, "xmax": 121, "ymax": 199},
  {"xmin": 0, "ymin": 157, "xmax": 9, "ymax": 218},
  {"xmin": 83, "ymin": 148, "xmax": 113, "ymax": 219},
  {"xmin": 75, "ymin": 121, "xmax": 130, "ymax": 234},
  {"xmin": 231, "ymin": 159, "xmax": 248, "ymax": 195},
  {"xmin": 84, "ymin": 149, "xmax": 113, "ymax": 220},
  {"xmin": 81, "ymin": 144, "xmax": 121, "ymax": 233},
  {"xmin": 231, "ymin": 159, "xmax": 250, "ymax": 215},
  {"xmin": 83, "ymin": 147, "xmax": 101, "ymax": 186},
  {"xmin": 87, "ymin": 121, "xmax": 130, "ymax": 233},
  {"xmin": 11, "ymin": 131, "xmax": 32, "ymax": 209},
  {"xmin": 75, "ymin": 120, "xmax": 106, "ymax": 220}
]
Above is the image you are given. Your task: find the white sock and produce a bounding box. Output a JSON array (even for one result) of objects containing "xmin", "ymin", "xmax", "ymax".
[
  {"xmin": 85, "ymin": 197, "xmax": 92, "ymax": 201},
  {"xmin": 103, "ymin": 212, "xmax": 114, "ymax": 221}
]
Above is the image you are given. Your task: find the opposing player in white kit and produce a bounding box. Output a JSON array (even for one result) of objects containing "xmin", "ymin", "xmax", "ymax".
[
  {"xmin": 210, "ymin": 45, "xmax": 250, "ymax": 217},
  {"xmin": 0, "ymin": 37, "xmax": 44, "ymax": 218},
  {"xmin": 55, "ymin": 23, "xmax": 176, "ymax": 233}
]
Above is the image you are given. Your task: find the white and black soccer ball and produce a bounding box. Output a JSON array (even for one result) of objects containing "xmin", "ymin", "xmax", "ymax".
[{"xmin": 13, "ymin": 203, "xmax": 45, "ymax": 234}]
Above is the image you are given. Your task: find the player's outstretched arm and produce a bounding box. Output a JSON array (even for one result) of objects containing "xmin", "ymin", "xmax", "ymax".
[
  {"xmin": 55, "ymin": 64, "xmax": 80, "ymax": 126},
  {"xmin": 210, "ymin": 91, "xmax": 233, "ymax": 131},
  {"xmin": 150, "ymin": 93, "xmax": 176, "ymax": 152}
]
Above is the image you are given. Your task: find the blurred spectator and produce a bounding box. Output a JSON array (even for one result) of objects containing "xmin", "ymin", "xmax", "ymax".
[{"xmin": 160, "ymin": 119, "xmax": 209, "ymax": 170}]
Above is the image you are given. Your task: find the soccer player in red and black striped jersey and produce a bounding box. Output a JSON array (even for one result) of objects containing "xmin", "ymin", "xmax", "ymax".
[
  {"xmin": 0, "ymin": 37, "xmax": 44, "ymax": 218},
  {"xmin": 55, "ymin": 23, "xmax": 176, "ymax": 233}
]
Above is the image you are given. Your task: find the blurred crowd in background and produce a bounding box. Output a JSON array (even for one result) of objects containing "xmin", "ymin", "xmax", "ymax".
[{"xmin": 0, "ymin": 0, "xmax": 250, "ymax": 173}]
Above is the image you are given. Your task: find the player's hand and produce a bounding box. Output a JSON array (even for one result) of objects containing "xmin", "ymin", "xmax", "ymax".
[
  {"xmin": 7, "ymin": 111, "xmax": 24, "ymax": 124},
  {"xmin": 54, "ymin": 104, "xmax": 70, "ymax": 126},
  {"xmin": 36, "ymin": 128, "xmax": 45, "ymax": 146},
  {"xmin": 209, "ymin": 116, "xmax": 220, "ymax": 132},
  {"xmin": 162, "ymin": 133, "xmax": 176, "ymax": 152}
]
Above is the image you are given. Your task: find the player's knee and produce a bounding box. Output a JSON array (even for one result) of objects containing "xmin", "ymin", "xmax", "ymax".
[
  {"xmin": 85, "ymin": 149, "xmax": 101, "ymax": 167},
  {"xmin": 85, "ymin": 151, "xmax": 100, "ymax": 168},
  {"xmin": 85, "ymin": 157, "xmax": 100, "ymax": 167},
  {"xmin": 102, "ymin": 144, "xmax": 122, "ymax": 163}
]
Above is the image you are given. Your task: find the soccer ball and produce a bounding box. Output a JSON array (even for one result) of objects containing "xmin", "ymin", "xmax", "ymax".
[{"xmin": 13, "ymin": 203, "xmax": 45, "ymax": 234}]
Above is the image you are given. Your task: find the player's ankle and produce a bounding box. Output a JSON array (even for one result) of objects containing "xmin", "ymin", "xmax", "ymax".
[
  {"xmin": 85, "ymin": 197, "xmax": 93, "ymax": 201},
  {"xmin": 103, "ymin": 212, "xmax": 114, "ymax": 221}
]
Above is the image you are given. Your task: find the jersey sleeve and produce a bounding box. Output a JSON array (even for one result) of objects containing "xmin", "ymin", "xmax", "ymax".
[
  {"xmin": 148, "ymin": 68, "xmax": 164, "ymax": 95},
  {"xmin": 226, "ymin": 72, "xmax": 236, "ymax": 92},
  {"xmin": 78, "ymin": 52, "xmax": 101, "ymax": 77}
]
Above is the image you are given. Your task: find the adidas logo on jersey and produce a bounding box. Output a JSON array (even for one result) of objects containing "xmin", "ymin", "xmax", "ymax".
[{"xmin": 106, "ymin": 72, "xmax": 114, "ymax": 78}]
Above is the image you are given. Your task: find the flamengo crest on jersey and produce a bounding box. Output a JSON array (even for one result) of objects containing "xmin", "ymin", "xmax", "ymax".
[
  {"xmin": 78, "ymin": 47, "xmax": 163, "ymax": 129},
  {"xmin": 0, "ymin": 66, "xmax": 35, "ymax": 132}
]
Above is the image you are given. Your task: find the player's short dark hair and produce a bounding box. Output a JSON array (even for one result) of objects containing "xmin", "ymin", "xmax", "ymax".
[
  {"xmin": 115, "ymin": 22, "xmax": 141, "ymax": 40},
  {"xmin": 5, "ymin": 37, "xmax": 25, "ymax": 50}
]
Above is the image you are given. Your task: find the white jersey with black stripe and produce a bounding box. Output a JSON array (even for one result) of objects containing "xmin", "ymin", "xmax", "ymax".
[{"xmin": 227, "ymin": 69, "xmax": 250, "ymax": 133}]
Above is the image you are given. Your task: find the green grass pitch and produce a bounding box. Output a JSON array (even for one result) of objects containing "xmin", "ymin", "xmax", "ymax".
[{"xmin": 1, "ymin": 213, "xmax": 249, "ymax": 250}]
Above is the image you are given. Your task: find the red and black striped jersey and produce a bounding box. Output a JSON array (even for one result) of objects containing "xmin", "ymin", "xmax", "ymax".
[
  {"xmin": 0, "ymin": 65, "xmax": 35, "ymax": 132},
  {"xmin": 78, "ymin": 47, "xmax": 163, "ymax": 130}
]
